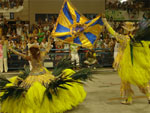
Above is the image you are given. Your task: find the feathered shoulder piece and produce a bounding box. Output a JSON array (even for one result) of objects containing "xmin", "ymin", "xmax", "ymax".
[
  {"xmin": 18, "ymin": 65, "xmax": 30, "ymax": 79},
  {"xmin": 52, "ymin": 58, "xmax": 73, "ymax": 76},
  {"xmin": 134, "ymin": 24, "xmax": 150, "ymax": 42},
  {"xmin": 0, "ymin": 75, "xmax": 10, "ymax": 88}
]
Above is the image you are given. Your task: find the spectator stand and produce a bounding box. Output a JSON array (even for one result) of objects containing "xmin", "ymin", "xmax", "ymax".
[
  {"xmin": 8, "ymin": 48, "xmax": 114, "ymax": 70},
  {"xmin": 8, "ymin": 50, "xmax": 28, "ymax": 70}
]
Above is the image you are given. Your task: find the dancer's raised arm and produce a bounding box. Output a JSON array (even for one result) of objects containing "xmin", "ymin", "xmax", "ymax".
[
  {"xmin": 45, "ymin": 37, "xmax": 52, "ymax": 53},
  {"xmin": 41, "ymin": 35, "xmax": 52, "ymax": 58},
  {"xmin": 9, "ymin": 47, "xmax": 30, "ymax": 60},
  {"xmin": 102, "ymin": 18, "xmax": 129, "ymax": 43}
]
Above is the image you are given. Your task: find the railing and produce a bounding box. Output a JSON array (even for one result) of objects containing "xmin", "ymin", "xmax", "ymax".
[{"xmin": 8, "ymin": 48, "xmax": 114, "ymax": 70}]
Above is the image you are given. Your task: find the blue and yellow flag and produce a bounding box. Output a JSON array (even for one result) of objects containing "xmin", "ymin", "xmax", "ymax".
[{"xmin": 52, "ymin": 0, "xmax": 104, "ymax": 49}]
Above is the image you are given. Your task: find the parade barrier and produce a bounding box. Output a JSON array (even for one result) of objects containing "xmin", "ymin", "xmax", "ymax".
[{"xmin": 8, "ymin": 48, "xmax": 114, "ymax": 70}]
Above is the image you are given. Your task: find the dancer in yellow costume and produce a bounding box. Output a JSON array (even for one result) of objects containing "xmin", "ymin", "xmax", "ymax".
[
  {"xmin": 0, "ymin": 37, "xmax": 91, "ymax": 113},
  {"xmin": 102, "ymin": 17, "xmax": 150, "ymax": 105}
]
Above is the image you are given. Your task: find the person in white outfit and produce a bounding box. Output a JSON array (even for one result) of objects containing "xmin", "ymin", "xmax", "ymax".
[
  {"xmin": 114, "ymin": 41, "xmax": 120, "ymax": 60},
  {"xmin": 0, "ymin": 36, "xmax": 8, "ymax": 72},
  {"xmin": 70, "ymin": 44, "xmax": 80, "ymax": 68}
]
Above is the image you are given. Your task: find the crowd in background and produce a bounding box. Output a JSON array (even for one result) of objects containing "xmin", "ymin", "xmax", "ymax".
[
  {"xmin": 0, "ymin": 16, "xmax": 140, "ymax": 72},
  {"xmin": 0, "ymin": 16, "xmax": 140, "ymax": 54},
  {"xmin": 0, "ymin": 0, "xmax": 23, "ymax": 9},
  {"xmin": 106, "ymin": 0, "xmax": 148, "ymax": 15},
  {"xmin": 106, "ymin": 1, "xmax": 146, "ymax": 10}
]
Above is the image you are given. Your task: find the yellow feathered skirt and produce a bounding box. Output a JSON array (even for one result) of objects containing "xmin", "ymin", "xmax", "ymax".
[
  {"xmin": 118, "ymin": 41, "xmax": 150, "ymax": 86},
  {"xmin": 0, "ymin": 69, "xmax": 86, "ymax": 113}
]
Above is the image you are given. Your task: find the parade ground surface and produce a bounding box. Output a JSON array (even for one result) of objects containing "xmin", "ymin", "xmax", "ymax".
[{"xmin": 3, "ymin": 68, "xmax": 150, "ymax": 113}]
